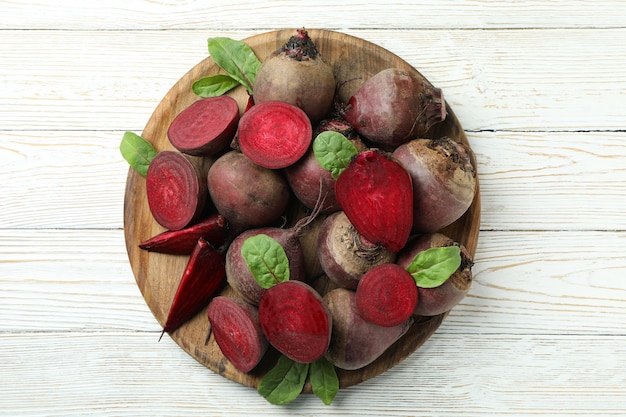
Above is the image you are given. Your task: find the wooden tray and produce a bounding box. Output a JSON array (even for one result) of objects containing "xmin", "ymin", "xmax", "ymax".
[{"xmin": 123, "ymin": 29, "xmax": 480, "ymax": 391}]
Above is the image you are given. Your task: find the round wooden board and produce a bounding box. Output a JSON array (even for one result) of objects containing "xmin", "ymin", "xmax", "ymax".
[{"xmin": 123, "ymin": 29, "xmax": 481, "ymax": 391}]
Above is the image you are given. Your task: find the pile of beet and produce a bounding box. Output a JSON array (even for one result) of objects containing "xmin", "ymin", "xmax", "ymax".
[{"xmin": 135, "ymin": 29, "xmax": 477, "ymax": 404}]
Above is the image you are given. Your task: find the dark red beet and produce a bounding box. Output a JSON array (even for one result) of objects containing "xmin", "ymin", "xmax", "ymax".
[
  {"xmin": 168, "ymin": 96, "xmax": 240, "ymax": 156},
  {"xmin": 392, "ymin": 137, "xmax": 477, "ymax": 233},
  {"xmin": 235, "ymin": 101, "xmax": 313, "ymax": 169},
  {"xmin": 396, "ymin": 233, "xmax": 473, "ymax": 316},
  {"xmin": 285, "ymin": 147, "xmax": 340, "ymax": 214},
  {"xmin": 324, "ymin": 288, "xmax": 413, "ymax": 370},
  {"xmin": 138, "ymin": 213, "xmax": 228, "ymax": 255},
  {"xmin": 207, "ymin": 150, "xmax": 290, "ymax": 231},
  {"xmin": 335, "ymin": 150, "xmax": 413, "ymax": 253},
  {"xmin": 162, "ymin": 238, "xmax": 225, "ymax": 335},
  {"xmin": 146, "ymin": 150, "xmax": 210, "ymax": 231},
  {"xmin": 258, "ymin": 281, "xmax": 332, "ymax": 363},
  {"xmin": 207, "ymin": 296, "xmax": 268, "ymax": 373},
  {"xmin": 342, "ymin": 67, "xmax": 446, "ymax": 148},
  {"xmin": 225, "ymin": 225, "xmax": 308, "ymax": 306},
  {"xmin": 355, "ymin": 263, "xmax": 418, "ymax": 327}
]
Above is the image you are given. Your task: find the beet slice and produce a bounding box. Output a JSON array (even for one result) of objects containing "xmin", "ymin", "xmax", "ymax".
[
  {"xmin": 258, "ymin": 281, "xmax": 331, "ymax": 363},
  {"xmin": 138, "ymin": 213, "xmax": 228, "ymax": 255},
  {"xmin": 236, "ymin": 101, "xmax": 313, "ymax": 169},
  {"xmin": 355, "ymin": 263, "xmax": 418, "ymax": 327},
  {"xmin": 162, "ymin": 238, "xmax": 225, "ymax": 335},
  {"xmin": 167, "ymin": 96, "xmax": 240, "ymax": 156},
  {"xmin": 335, "ymin": 150, "xmax": 413, "ymax": 253},
  {"xmin": 146, "ymin": 150, "xmax": 209, "ymax": 231},
  {"xmin": 207, "ymin": 296, "xmax": 268, "ymax": 373}
]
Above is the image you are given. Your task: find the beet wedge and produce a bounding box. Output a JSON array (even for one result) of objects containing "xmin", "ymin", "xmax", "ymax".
[
  {"xmin": 139, "ymin": 214, "xmax": 228, "ymax": 255},
  {"xmin": 161, "ymin": 238, "xmax": 226, "ymax": 336},
  {"xmin": 167, "ymin": 96, "xmax": 240, "ymax": 157},
  {"xmin": 335, "ymin": 150, "xmax": 413, "ymax": 253}
]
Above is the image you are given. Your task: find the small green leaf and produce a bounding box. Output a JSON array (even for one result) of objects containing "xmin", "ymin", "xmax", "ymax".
[
  {"xmin": 208, "ymin": 37, "xmax": 261, "ymax": 94},
  {"xmin": 119, "ymin": 131, "xmax": 157, "ymax": 177},
  {"xmin": 192, "ymin": 74, "xmax": 240, "ymax": 97},
  {"xmin": 313, "ymin": 131, "xmax": 358, "ymax": 179},
  {"xmin": 258, "ymin": 355, "xmax": 310, "ymax": 405},
  {"xmin": 309, "ymin": 357, "xmax": 339, "ymax": 405},
  {"xmin": 241, "ymin": 234, "xmax": 290, "ymax": 289},
  {"xmin": 406, "ymin": 246, "xmax": 462, "ymax": 288}
]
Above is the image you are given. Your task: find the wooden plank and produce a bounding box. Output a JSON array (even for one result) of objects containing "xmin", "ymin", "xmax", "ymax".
[
  {"xmin": 1, "ymin": 332, "xmax": 624, "ymax": 415},
  {"xmin": 1, "ymin": 229, "xmax": 625, "ymax": 335},
  {"xmin": 2, "ymin": 0, "xmax": 626, "ymax": 29},
  {"xmin": 1, "ymin": 130, "xmax": 624, "ymax": 231},
  {"xmin": 1, "ymin": 29, "xmax": 626, "ymax": 132}
]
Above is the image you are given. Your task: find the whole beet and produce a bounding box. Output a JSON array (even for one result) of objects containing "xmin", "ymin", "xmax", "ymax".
[
  {"xmin": 393, "ymin": 137, "xmax": 477, "ymax": 233},
  {"xmin": 225, "ymin": 226, "xmax": 308, "ymax": 306},
  {"xmin": 396, "ymin": 233, "xmax": 474, "ymax": 316},
  {"xmin": 324, "ymin": 288, "xmax": 413, "ymax": 370},
  {"xmin": 207, "ymin": 150, "xmax": 290, "ymax": 231},
  {"xmin": 253, "ymin": 29, "xmax": 335, "ymax": 122},
  {"xmin": 342, "ymin": 67, "xmax": 446, "ymax": 148}
]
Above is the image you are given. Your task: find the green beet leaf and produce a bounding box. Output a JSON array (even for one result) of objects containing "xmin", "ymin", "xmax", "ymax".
[
  {"xmin": 309, "ymin": 357, "xmax": 339, "ymax": 405},
  {"xmin": 406, "ymin": 245, "xmax": 462, "ymax": 288},
  {"xmin": 257, "ymin": 355, "xmax": 310, "ymax": 405},
  {"xmin": 119, "ymin": 131, "xmax": 157, "ymax": 177},
  {"xmin": 207, "ymin": 37, "xmax": 261, "ymax": 95},
  {"xmin": 241, "ymin": 234, "xmax": 290, "ymax": 289},
  {"xmin": 313, "ymin": 131, "xmax": 358, "ymax": 179},
  {"xmin": 192, "ymin": 74, "xmax": 240, "ymax": 98}
]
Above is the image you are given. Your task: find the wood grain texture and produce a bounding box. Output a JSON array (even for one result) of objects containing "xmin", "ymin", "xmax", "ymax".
[
  {"xmin": 2, "ymin": 29, "xmax": 626, "ymax": 132},
  {"xmin": 2, "ymin": 0, "xmax": 626, "ymax": 29},
  {"xmin": 1, "ymin": 332, "xmax": 625, "ymax": 416}
]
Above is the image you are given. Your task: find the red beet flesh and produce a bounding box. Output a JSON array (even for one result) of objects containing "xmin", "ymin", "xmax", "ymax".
[
  {"xmin": 162, "ymin": 238, "xmax": 226, "ymax": 334},
  {"xmin": 355, "ymin": 263, "xmax": 418, "ymax": 327},
  {"xmin": 207, "ymin": 296, "xmax": 268, "ymax": 373},
  {"xmin": 258, "ymin": 281, "xmax": 332, "ymax": 363},
  {"xmin": 236, "ymin": 101, "xmax": 313, "ymax": 169},
  {"xmin": 335, "ymin": 150, "xmax": 413, "ymax": 253},
  {"xmin": 138, "ymin": 213, "xmax": 228, "ymax": 255},
  {"xmin": 168, "ymin": 96, "xmax": 240, "ymax": 156},
  {"xmin": 146, "ymin": 150, "xmax": 209, "ymax": 231}
]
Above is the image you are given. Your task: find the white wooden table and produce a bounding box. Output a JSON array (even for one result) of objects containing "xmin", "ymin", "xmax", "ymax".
[{"xmin": 2, "ymin": 1, "xmax": 625, "ymax": 415}]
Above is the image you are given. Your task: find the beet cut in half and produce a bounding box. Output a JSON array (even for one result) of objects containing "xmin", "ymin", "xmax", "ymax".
[
  {"xmin": 167, "ymin": 96, "xmax": 240, "ymax": 156},
  {"xmin": 258, "ymin": 281, "xmax": 331, "ymax": 363},
  {"xmin": 146, "ymin": 150, "xmax": 208, "ymax": 231},
  {"xmin": 207, "ymin": 296, "xmax": 268, "ymax": 373},
  {"xmin": 356, "ymin": 263, "xmax": 418, "ymax": 327},
  {"xmin": 335, "ymin": 150, "xmax": 413, "ymax": 253},
  {"xmin": 236, "ymin": 101, "xmax": 312, "ymax": 169}
]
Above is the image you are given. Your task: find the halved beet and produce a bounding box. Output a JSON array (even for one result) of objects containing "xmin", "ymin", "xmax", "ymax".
[
  {"xmin": 207, "ymin": 296, "xmax": 268, "ymax": 373},
  {"xmin": 355, "ymin": 263, "xmax": 418, "ymax": 327},
  {"xmin": 146, "ymin": 150, "xmax": 209, "ymax": 231},
  {"xmin": 335, "ymin": 150, "xmax": 413, "ymax": 253},
  {"xmin": 236, "ymin": 101, "xmax": 312, "ymax": 169},
  {"xmin": 258, "ymin": 281, "xmax": 331, "ymax": 363},
  {"xmin": 167, "ymin": 96, "xmax": 240, "ymax": 156}
]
